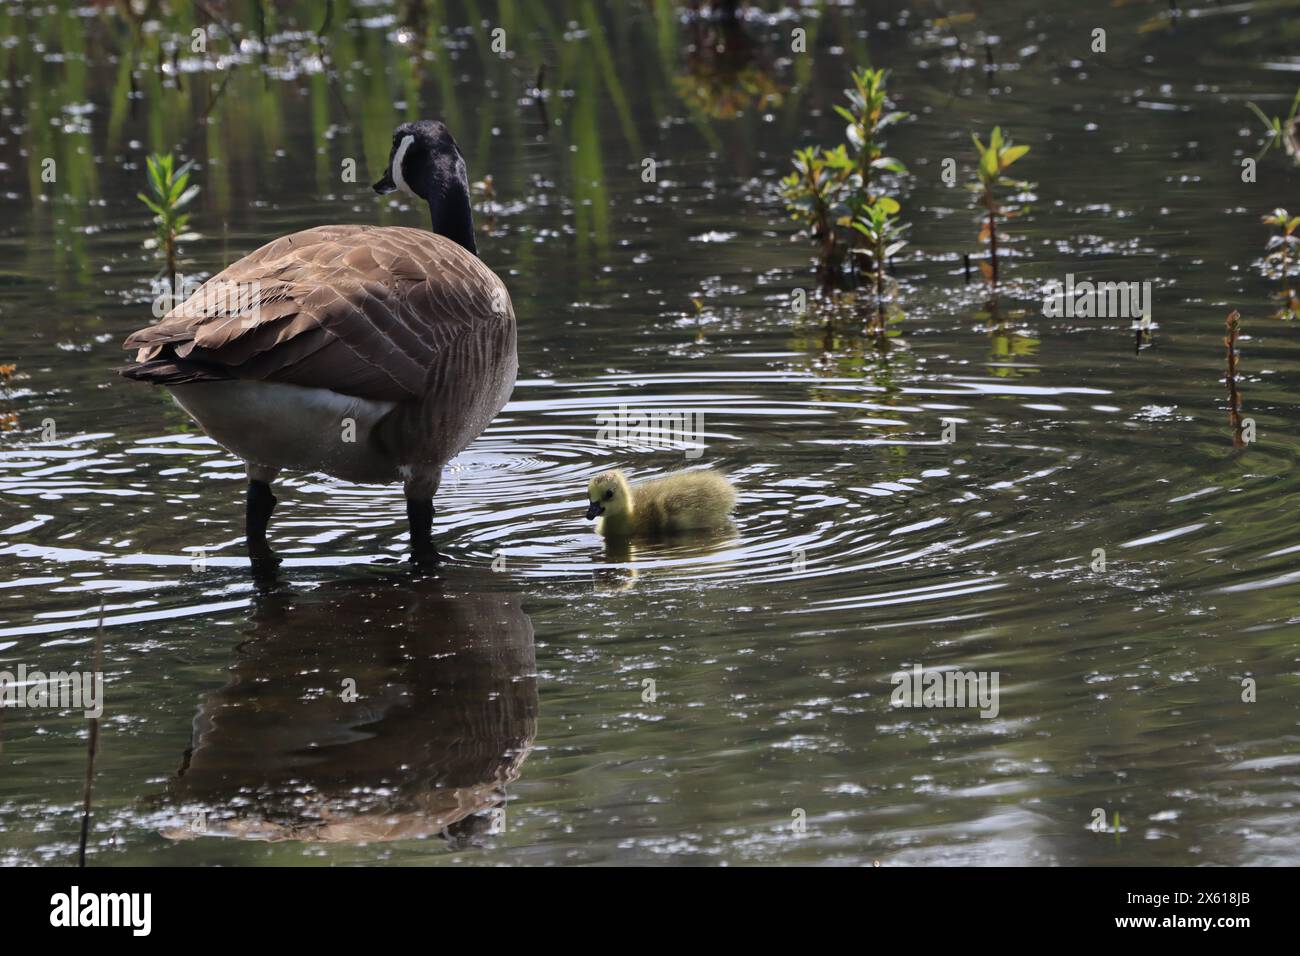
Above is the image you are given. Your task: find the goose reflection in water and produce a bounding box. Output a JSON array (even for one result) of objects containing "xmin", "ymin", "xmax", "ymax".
[{"xmin": 160, "ymin": 570, "xmax": 537, "ymax": 846}]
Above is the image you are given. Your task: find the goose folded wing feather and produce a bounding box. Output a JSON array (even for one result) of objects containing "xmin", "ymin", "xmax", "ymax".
[{"xmin": 124, "ymin": 227, "xmax": 511, "ymax": 404}]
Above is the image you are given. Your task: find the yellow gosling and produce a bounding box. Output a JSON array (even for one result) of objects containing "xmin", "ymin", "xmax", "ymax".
[{"xmin": 585, "ymin": 468, "xmax": 736, "ymax": 538}]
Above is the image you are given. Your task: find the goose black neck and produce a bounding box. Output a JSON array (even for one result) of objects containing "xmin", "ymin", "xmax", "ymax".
[{"xmin": 427, "ymin": 179, "xmax": 477, "ymax": 257}]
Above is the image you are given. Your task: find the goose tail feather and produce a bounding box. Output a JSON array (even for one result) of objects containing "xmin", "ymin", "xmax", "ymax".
[{"xmin": 118, "ymin": 358, "xmax": 234, "ymax": 386}]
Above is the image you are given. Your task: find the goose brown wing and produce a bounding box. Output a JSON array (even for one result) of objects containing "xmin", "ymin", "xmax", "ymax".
[{"xmin": 122, "ymin": 225, "xmax": 512, "ymax": 402}]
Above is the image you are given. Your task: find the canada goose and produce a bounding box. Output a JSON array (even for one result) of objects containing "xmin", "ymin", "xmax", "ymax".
[
  {"xmin": 120, "ymin": 120, "xmax": 517, "ymax": 576},
  {"xmin": 585, "ymin": 468, "xmax": 736, "ymax": 538}
]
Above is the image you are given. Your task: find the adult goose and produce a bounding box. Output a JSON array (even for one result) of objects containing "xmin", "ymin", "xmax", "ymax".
[{"xmin": 120, "ymin": 120, "xmax": 517, "ymax": 576}]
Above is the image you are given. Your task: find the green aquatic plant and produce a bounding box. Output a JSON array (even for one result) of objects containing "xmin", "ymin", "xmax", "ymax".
[
  {"xmin": 851, "ymin": 196, "xmax": 908, "ymax": 341},
  {"xmin": 970, "ymin": 126, "xmax": 1031, "ymax": 289},
  {"xmin": 137, "ymin": 152, "xmax": 199, "ymax": 290},
  {"xmin": 781, "ymin": 65, "xmax": 910, "ymax": 292},
  {"xmin": 1246, "ymin": 87, "xmax": 1300, "ymax": 163},
  {"xmin": 1261, "ymin": 208, "xmax": 1299, "ymax": 320},
  {"xmin": 690, "ymin": 295, "xmax": 709, "ymax": 343},
  {"xmin": 779, "ymin": 144, "xmax": 854, "ymax": 284},
  {"xmin": 835, "ymin": 66, "xmax": 909, "ymax": 200}
]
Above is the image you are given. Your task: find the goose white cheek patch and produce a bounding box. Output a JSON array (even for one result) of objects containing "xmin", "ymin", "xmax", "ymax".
[{"xmin": 392, "ymin": 134, "xmax": 415, "ymax": 196}]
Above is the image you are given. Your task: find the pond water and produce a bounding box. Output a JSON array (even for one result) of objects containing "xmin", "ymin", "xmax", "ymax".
[{"xmin": 1, "ymin": 0, "xmax": 1299, "ymax": 865}]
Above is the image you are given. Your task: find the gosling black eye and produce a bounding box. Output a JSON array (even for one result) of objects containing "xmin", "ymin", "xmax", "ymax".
[{"xmin": 604, "ymin": 489, "xmax": 614, "ymax": 500}]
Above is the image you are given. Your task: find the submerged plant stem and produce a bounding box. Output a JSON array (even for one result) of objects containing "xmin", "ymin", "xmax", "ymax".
[
  {"xmin": 1225, "ymin": 310, "xmax": 1245, "ymax": 448},
  {"xmin": 876, "ymin": 256, "xmax": 886, "ymax": 335},
  {"xmin": 77, "ymin": 601, "xmax": 105, "ymax": 867},
  {"xmin": 1276, "ymin": 234, "xmax": 1291, "ymax": 315},
  {"xmin": 987, "ymin": 201, "xmax": 999, "ymax": 289}
]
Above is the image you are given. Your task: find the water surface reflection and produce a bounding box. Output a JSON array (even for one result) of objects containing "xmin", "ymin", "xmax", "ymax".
[{"xmin": 160, "ymin": 572, "xmax": 537, "ymax": 846}]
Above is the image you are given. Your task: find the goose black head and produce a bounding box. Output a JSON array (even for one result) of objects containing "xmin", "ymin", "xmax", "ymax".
[{"xmin": 374, "ymin": 120, "xmax": 478, "ymax": 256}]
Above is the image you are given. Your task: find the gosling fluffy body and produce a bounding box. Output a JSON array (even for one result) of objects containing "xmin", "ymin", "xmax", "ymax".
[{"xmin": 586, "ymin": 469, "xmax": 735, "ymax": 538}]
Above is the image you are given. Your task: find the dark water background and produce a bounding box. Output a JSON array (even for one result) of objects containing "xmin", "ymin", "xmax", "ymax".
[{"xmin": 1, "ymin": 0, "xmax": 1299, "ymax": 865}]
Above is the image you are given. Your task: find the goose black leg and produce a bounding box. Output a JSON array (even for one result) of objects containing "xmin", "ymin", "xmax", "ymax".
[
  {"xmin": 246, "ymin": 479, "xmax": 281, "ymax": 580},
  {"xmin": 407, "ymin": 497, "xmax": 441, "ymax": 567}
]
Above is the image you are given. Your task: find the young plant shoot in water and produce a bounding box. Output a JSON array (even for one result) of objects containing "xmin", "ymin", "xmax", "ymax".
[
  {"xmin": 1246, "ymin": 87, "xmax": 1300, "ymax": 164},
  {"xmin": 851, "ymin": 196, "xmax": 908, "ymax": 343},
  {"xmin": 780, "ymin": 144, "xmax": 852, "ymax": 285},
  {"xmin": 836, "ymin": 66, "xmax": 909, "ymax": 204},
  {"xmin": 780, "ymin": 65, "xmax": 909, "ymax": 298},
  {"xmin": 970, "ymin": 127, "xmax": 1031, "ymax": 290},
  {"xmin": 1261, "ymin": 208, "xmax": 1300, "ymax": 320},
  {"xmin": 137, "ymin": 152, "xmax": 200, "ymax": 292}
]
